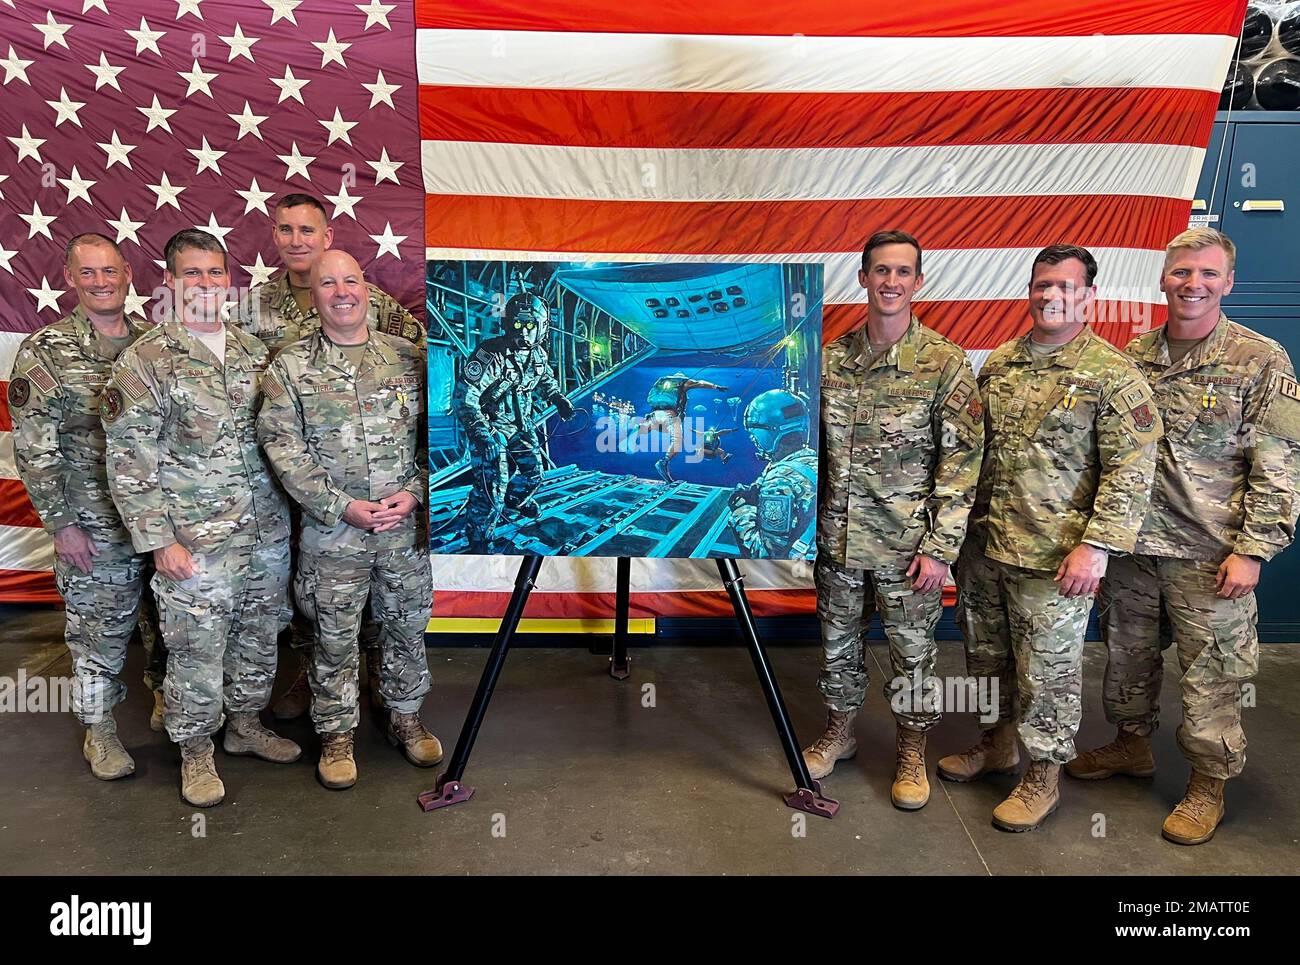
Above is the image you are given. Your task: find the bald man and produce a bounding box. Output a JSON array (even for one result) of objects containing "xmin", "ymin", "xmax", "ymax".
[{"xmin": 257, "ymin": 251, "xmax": 438, "ymax": 790}]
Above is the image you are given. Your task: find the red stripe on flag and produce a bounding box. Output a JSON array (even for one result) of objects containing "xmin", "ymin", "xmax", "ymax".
[
  {"xmin": 826, "ymin": 301, "xmax": 1170, "ymax": 349},
  {"xmin": 0, "ymin": 479, "xmax": 43, "ymax": 529},
  {"xmin": 420, "ymin": 86, "xmax": 1218, "ymax": 151},
  {"xmin": 414, "ymin": 0, "xmax": 1248, "ymax": 38},
  {"xmin": 0, "ymin": 568, "xmax": 60, "ymax": 604},
  {"xmin": 424, "ymin": 194, "xmax": 1192, "ymax": 258}
]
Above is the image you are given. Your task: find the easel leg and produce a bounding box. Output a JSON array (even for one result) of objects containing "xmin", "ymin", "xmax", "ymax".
[
  {"xmin": 418, "ymin": 555, "xmax": 543, "ymax": 812},
  {"xmin": 716, "ymin": 558, "xmax": 839, "ymax": 819},
  {"xmin": 610, "ymin": 556, "xmax": 631, "ymax": 680}
]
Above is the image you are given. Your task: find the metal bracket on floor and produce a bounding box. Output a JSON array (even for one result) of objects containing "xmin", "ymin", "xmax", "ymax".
[
  {"xmin": 418, "ymin": 777, "xmax": 475, "ymax": 812},
  {"xmin": 784, "ymin": 782, "xmax": 840, "ymax": 819}
]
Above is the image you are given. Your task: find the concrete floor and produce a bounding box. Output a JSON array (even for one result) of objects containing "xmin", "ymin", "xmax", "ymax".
[{"xmin": 2, "ymin": 604, "xmax": 1297, "ymax": 875}]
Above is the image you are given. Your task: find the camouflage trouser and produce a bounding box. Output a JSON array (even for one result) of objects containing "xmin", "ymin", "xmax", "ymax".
[
  {"xmin": 295, "ymin": 543, "xmax": 433, "ymax": 734},
  {"xmin": 140, "ymin": 583, "xmax": 167, "ymax": 693},
  {"xmin": 814, "ymin": 556, "xmax": 943, "ymax": 730},
  {"xmin": 956, "ymin": 542, "xmax": 1092, "ymax": 763},
  {"xmin": 152, "ymin": 535, "xmax": 291, "ymax": 742},
  {"xmin": 54, "ymin": 548, "xmax": 155, "ymax": 725},
  {"xmin": 465, "ymin": 428, "xmax": 542, "ymax": 548},
  {"xmin": 287, "ymin": 541, "xmax": 380, "ymax": 653},
  {"xmin": 1099, "ymin": 554, "xmax": 1256, "ymax": 779}
]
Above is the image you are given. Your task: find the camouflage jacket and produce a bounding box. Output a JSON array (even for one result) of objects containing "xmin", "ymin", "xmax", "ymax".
[
  {"xmin": 8, "ymin": 307, "xmax": 152, "ymax": 555},
  {"xmin": 1125, "ymin": 315, "xmax": 1300, "ymax": 562},
  {"xmin": 729, "ymin": 446, "xmax": 818, "ymax": 560},
  {"xmin": 454, "ymin": 336, "xmax": 565, "ymax": 440},
  {"xmin": 818, "ymin": 316, "xmax": 984, "ymax": 570},
  {"xmin": 101, "ymin": 314, "xmax": 289, "ymax": 553},
  {"xmin": 971, "ymin": 325, "xmax": 1162, "ymax": 571},
  {"xmin": 257, "ymin": 329, "xmax": 427, "ymax": 553},
  {"xmin": 232, "ymin": 272, "xmax": 424, "ymax": 357}
]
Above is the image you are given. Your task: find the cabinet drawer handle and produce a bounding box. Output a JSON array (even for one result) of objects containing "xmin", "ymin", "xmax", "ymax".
[{"xmin": 1241, "ymin": 199, "xmax": 1285, "ymax": 212}]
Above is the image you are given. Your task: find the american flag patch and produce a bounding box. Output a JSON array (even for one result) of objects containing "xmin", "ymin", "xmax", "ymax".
[
  {"xmin": 26, "ymin": 364, "xmax": 57, "ymax": 395},
  {"xmin": 115, "ymin": 369, "xmax": 151, "ymax": 404}
]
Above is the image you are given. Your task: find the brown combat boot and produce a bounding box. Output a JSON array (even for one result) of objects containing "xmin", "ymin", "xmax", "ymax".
[
  {"xmin": 892, "ymin": 727, "xmax": 930, "ymax": 810},
  {"xmin": 1065, "ymin": 728, "xmax": 1155, "ymax": 779},
  {"xmin": 150, "ymin": 690, "xmax": 166, "ymax": 733},
  {"xmin": 992, "ymin": 760, "xmax": 1061, "ymax": 831},
  {"xmin": 83, "ymin": 717, "xmax": 135, "ymax": 780},
  {"xmin": 937, "ymin": 721, "xmax": 1020, "ymax": 782},
  {"xmin": 387, "ymin": 711, "xmax": 443, "ymax": 767},
  {"xmin": 272, "ymin": 654, "xmax": 312, "ymax": 721},
  {"xmin": 222, "ymin": 710, "xmax": 302, "ymax": 763},
  {"xmin": 801, "ymin": 710, "xmax": 858, "ymax": 780},
  {"xmin": 179, "ymin": 736, "xmax": 225, "ymax": 807},
  {"xmin": 317, "ymin": 731, "xmax": 357, "ymax": 789},
  {"xmin": 1162, "ymin": 771, "xmax": 1226, "ymax": 845}
]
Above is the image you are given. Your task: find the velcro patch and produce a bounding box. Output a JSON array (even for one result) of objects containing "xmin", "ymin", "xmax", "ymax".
[
  {"xmin": 100, "ymin": 386, "xmax": 124, "ymax": 424},
  {"xmin": 943, "ymin": 382, "xmax": 972, "ymax": 412},
  {"xmin": 967, "ymin": 396, "xmax": 984, "ymax": 421},
  {"xmin": 464, "ymin": 359, "xmax": 484, "ymax": 382},
  {"xmin": 886, "ymin": 385, "xmax": 935, "ymax": 400},
  {"xmin": 1058, "ymin": 376, "xmax": 1104, "ymax": 391},
  {"xmin": 115, "ymin": 368, "xmax": 151, "ymax": 404},
  {"xmin": 822, "ymin": 377, "xmax": 852, "ymax": 390},
  {"xmin": 1120, "ymin": 383, "xmax": 1153, "ymax": 409},
  {"xmin": 384, "ymin": 376, "xmax": 419, "ymax": 389},
  {"xmin": 1191, "ymin": 374, "xmax": 1243, "ymax": 386},
  {"xmin": 1278, "ymin": 373, "xmax": 1300, "ymax": 402},
  {"xmin": 1130, "ymin": 403, "xmax": 1157, "ymax": 431},
  {"xmin": 7, "ymin": 377, "xmax": 30, "ymax": 409},
  {"xmin": 262, "ymin": 372, "xmax": 286, "ymax": 401},
  {"xmin": 1260, "ymin": 373, "xmax": 1300, "ymax": 443},
  {"xmin": 26, "ymin": 363, "xmax": 57, "ymax": 395}
]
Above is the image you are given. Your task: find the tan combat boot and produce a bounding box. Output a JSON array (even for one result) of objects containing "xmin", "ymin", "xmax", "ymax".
[
  {"xmin": 1065, "ymin": 728, "xmax": 1155, "ymax": 780},
  {"xmin": 149, "ymin": 690, "xmax": 166, "ymax": 733},
  {"xmin": 937, "ymin": 721, "xmax": 1020, "ymax": 782},
  {"xmin": 317, "ymin": 731, "xmax": 357, "ymax": 789},
  {"xmin": 992, "ymin": 760, "xmax": 1061, "ymax": 831},
  {"xmin": 801, "ymin": 710, "xmax": 858, "ymax": 780},
  {"xmin": 222, "ymin": 710, "xmax": 302, "ymax": 763},
  {"xmin": 82, "ymin": 717, "xmax": 135, "ymax": 780},
  {"xmin": 1162, "ymin": 771, "xmax": 1225, "ymax": 845},
  {"xmin": 892, "ymin": 727, "xmax": 930, "ymax": 810},
  {"xmin": 179, "ymin": 737, "xmax": 225, "ymax": 807},
  {"xmin": 387, "ymin": 711, "xmax": 443, "ymax": 767},
  {"xmin": 271, "ymin": 654, "xmax": 312, "ymax": 721}
]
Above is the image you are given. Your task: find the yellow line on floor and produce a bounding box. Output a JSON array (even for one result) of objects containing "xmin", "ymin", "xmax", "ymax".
[{"xmin": 426, "ymin": 617, "xmax": 656, "ymax": 634}]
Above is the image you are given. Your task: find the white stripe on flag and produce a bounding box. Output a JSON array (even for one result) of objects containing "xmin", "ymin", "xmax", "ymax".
[
  {"xmin": 430, "ymin": 555, "xmax": 813, "ymax": 593},
  {"xmin": 0, "ymin": 523, "xmax": 54, "ymax": 572},
  {"xmin": 0, "ymin": 431, "xmax": 16, "ymax": 480},
  {"xmin": 0, "ymin": 330, "xmax": 26, "ymax": 379},
  {"xmin": 425, "ymin": 246, "xmax": 1168, "ymax": 305},
  {"xmin": 422, "ymin": 140, "xmax": 1204, "ymax": 204},
  {"xmin": 416, "ymin": 30, "xmax": 1235, "ymax": 94}
]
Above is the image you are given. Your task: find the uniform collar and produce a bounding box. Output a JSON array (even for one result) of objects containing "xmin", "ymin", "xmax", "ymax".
[
  {"xmin": 311, "ymin": 328, "xmax": 397, "ymax": 376},
  {"xmin": 1007, "ymin": 324, "xmax": 1094, "ymax": 370},
  {"xmin": 161, "ymin": 312, "xmax": 244, "ymax": 368},
  {"xmin": 842, "ymin": 314, "xmax": 921, "ymax": 373},
  {"xmin": 68, "ymin": 304, "xmax": 150, "ymax": 360},
  {"xmin": 267, "ymin": 271, "xmax": 317, "ymax": 324},
  {"xmin": 1141, "ymin": 313, "xmax": 1231, "ymax": 377}
]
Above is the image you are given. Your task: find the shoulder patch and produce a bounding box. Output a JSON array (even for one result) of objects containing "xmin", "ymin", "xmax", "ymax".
[
  {"xmin": 26, "ymin": 363, "xmax": 57, "ymax": 395},
  {"xmin": 1129, "ymin": 402, "xmax": 1157, "ymax": 431},
  {"xmin": 1277, "ymin": 373, "xmax": 1300, "ymax": 402},
  {"xmin": 464, "ymin": 358, "xmax": 484, "ymax": 382},
  {"xmin": 100, "ymin": 386, "xmax": 124, "ymax": 424},
  {"xmin": 262, "ymin": 371, "xmax": 286, "ymax": 401},
  {"xmin": 115, "ymin": 368, "xmax": 151, "ymax": 405},
  {"xmin": 1119, "ymin": 382, "xmax": 1154, "ymax": 410},
  {"xmin": 1259, "ymin": 372, "xmax": 1300, "ymax": 443},
  {"xmin": 7, "ymin": 377, "xmax": 30, "ymax": 409}
]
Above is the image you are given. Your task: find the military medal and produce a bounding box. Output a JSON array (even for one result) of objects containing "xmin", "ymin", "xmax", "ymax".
[
  {"xmin": 1058, "ymin": 384, "xmax": 1078, "ymax": 427},
  {"xmin": 397, "ymin": 389, "xmax": 410, "ymax": 418},
  {"xmin": 1198, "ymin": 382, "xmax": 1217, "ymax": 424}
]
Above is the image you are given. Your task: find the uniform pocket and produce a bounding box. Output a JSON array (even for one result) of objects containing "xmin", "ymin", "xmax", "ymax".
[{"xmin": 1212, "ymin": 596, "xmax": 1259, "ymax": 681}]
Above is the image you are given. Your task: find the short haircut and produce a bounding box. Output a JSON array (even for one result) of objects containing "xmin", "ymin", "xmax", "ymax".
[
  {"xmin": 274, "ymin": 193, "xmax": 329, "ymax": 220},
  {"xmin": 64, "ymin": 232, "xmax": 124, "ymax": 267},
  {"xmin": 1030, "ymin": 244, "xmax": 1098, "ymax": 287},
  {"xmin": 163, "ymin": 229, "xmax": 227, "ymax": 274},
  {"xmin": 1164, "ymin": 227, "xmax": 1236, "ymax": 271},
  {"xmin": 862, "ymin": 229, "xmax": 922, "ymax": 274}
]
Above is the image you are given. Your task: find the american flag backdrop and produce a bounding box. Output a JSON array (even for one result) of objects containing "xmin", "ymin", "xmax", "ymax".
[
  {"xmin": 0, "ymin": 0, "xmax": 426, "ymax": 602},
  {"xmin": 1, "ymin": 1, "xmax": 1249, "ymax": 619}
]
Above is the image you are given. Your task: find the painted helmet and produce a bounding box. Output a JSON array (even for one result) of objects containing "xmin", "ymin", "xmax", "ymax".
[
  {"xmin": 505, "ymin": 293, "xmax": 549, "ymax": 347},
  {"xmin": 743, "ymin": 390, "xmax": 809, "ymax": 460}
]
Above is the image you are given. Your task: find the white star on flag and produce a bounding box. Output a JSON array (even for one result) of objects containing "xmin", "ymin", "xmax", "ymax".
[
  {"xmin": 86, "ymin": 52, "xmax": 126, "ymax": 91},
  {"xmin": 178, "ymin": 59, "xmax": 218, "ymax": 98},
  {"xmin": 147, "ymin": 172, "xmax": 187, "ymax": 210},
  {"xmin": 98, "ymin": 130, "xmax": 137, "ymax": 170},
  {"xmin": 106, "ymin": 207, "xmax": 146, "ymax": 244},
  {"xmin": 47, "ymin": 87, "xmax": 86, "ymax": 127},
  {"xmin": 370, "ymin": 222, "xmax": 406, "ymax": 259},
  {"xmin": 356, "ymin": 1, "xmax": 395, "ymax": 31},
  {"xmin": 236, "ymin": 178, "xmax": 275, "ymax": 215},
  {"xmin": 188, "ymin": 136, "xmax": 226, "ymax": 176},
  {"xmin": 270, "ymin": 64, "xmax": 310, "ymax": 104},
  {"xmin": 362, "ymin": 69, "xmax": 400, "ymax": 109},
  {"xmin": 277, "ymin": 142, "xmax": 315, "ymax": 181},
  {"xmin": 0, "ymin": 172, "xmax": 8, "ymax": 200},
  {"xmin": 126, "ymin": 17, "xmax": 166, "ymax": 57},
  {"xmin": 264, "ymin": 0, "xmax": 302, "ymax": 27},
  {"xmin": 8, "ymin": 125, "xmax": 46, "ymax": 164},
  {"xmin": 58, "ymin": 166, "xmax": 97, "ymax": 206},
  {"xmin": 1, "ymin": 45, "xmax": 34, "ymax": 86},
  {"xmin": 174, "ymin": 0, "xmax": 205, "ymax": 21},
  {"xmin": 367, "ymin": 148, "xmax": 404, "ymax": 186},
  {"xmin": 197, "ymin": 213, "xmax": 234, "ymax": 245},
  {"xmin": 0, "ymin": 243, "xmax": 17, "ymax": 275},
  {"xmin": 21, "ymin": 202, "xmax": 58, "ymax": 240},
  {"xmin": 241, "ymin": 252, "xmax": 277, "ymax": 286},
  {"xmin": 82, "ymin": 0, "xmax": 109, "ymax": 14},
  {"xmin": 319, "ymin": 108, "xmax": 357, "ymax": 146},
  {"xmin": 28, "ymin": 276, "xmax": 66, "ymax": 314},
  {"xmin": 312, "ymin": 28, "xmax": 351, "ymax": 69},
  {"xmin": 138, "ymin": 94, "xmax": 178, "ymax": 134},
  {"xmin": 220, "ymin": 23, "xmax": 260, "ymax": 62},
  {"xmin": 228, "ymin": 101, "xmax": 269, "ymax": 140},
  {"xmin": 325, "ymin": 181, "xmax": 362, "ymax": 220},
  {"xmin": 33, "ymin": 12, "xmax": 73, "ymax": 51},
  {"xmin": 124, "ymin": 284, "xmax": 150, "ymax": 318}
]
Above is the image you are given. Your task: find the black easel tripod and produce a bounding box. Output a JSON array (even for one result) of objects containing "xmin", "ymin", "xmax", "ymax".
[{"xmin": 417, "ymin": 555, "xmax": 839, "ymax": 818}]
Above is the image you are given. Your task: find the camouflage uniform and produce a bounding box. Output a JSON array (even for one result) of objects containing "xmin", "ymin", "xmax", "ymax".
[
  {"xmin": 8, "ymin": 306, "xmax": 163, "ymax": 723},
  {"xmin": 233, "ymin": 273, "xmax": 423, "ymax": 653},
  {"xmin": 729, "ymin": 447, "xmax": 818, "ymax": 559},
  {"xmin": 101, "ymin": 314, "xmax": 290, "ymax": 742},
  {"xmin": 1097, "ymin": 316, "xmax": 1300, "ymax": 778},
  {"xmin": 961, "ymin": 326, "xmax": 1162, "ymax": 762},
  {"xmin": 257, "ymin": 330, "xmax": 432, "ymax": 734},
  {"xmin": 817, "ymin": 316, "xmax": 984, "ymax": 729},
  {"xmin": 454, "ymin": 335, "xmax": 568, "ymax": 549}
]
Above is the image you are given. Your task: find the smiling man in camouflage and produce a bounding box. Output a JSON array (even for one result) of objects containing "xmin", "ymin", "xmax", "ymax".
[{"xmin": 1070, "ymin": 229, "xmax": 1300, "ymax": 845}]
